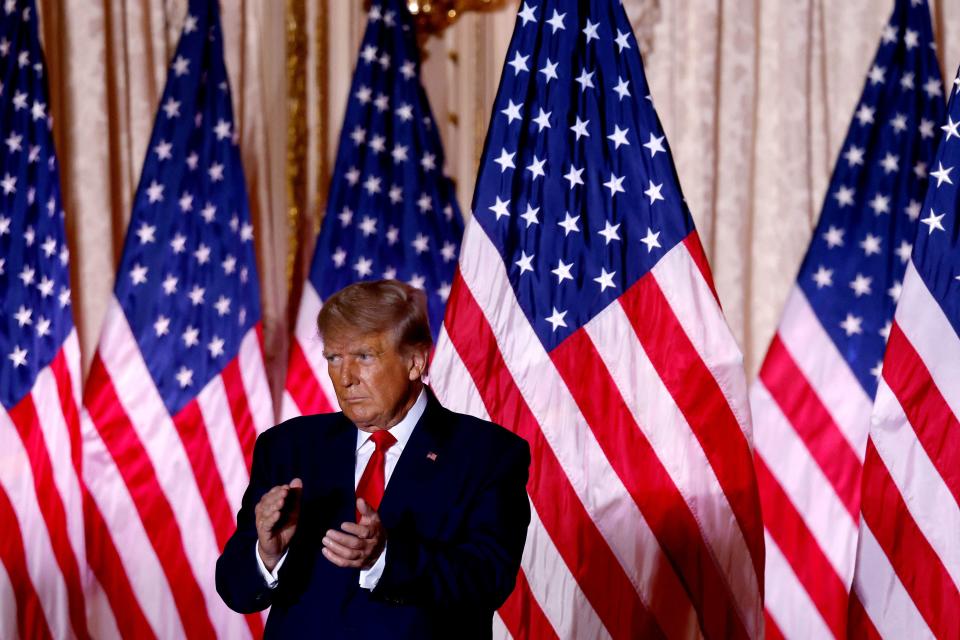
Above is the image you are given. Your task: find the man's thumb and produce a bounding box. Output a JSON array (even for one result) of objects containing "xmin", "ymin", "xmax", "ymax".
[
  {"xmin": 356, "ymin": 498, "xmax": 374, "ymax": 517},
  {"xmin": 290, "ymin": 477, "xmax": 303, "ymax": 489}
]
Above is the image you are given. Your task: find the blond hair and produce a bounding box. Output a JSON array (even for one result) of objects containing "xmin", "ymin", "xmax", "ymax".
[{"xmin": 316, "ymin": 279, "xmax": 432, "ymax": 353}]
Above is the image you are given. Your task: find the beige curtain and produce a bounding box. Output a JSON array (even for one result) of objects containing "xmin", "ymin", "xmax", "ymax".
[
  {"xmin": 37, "ymin": 0, "xmax": 960, "ymax": 411},
  {"xmin": 640, "ymin": 0, "xmax": 960, "ymax": 375},
  {"xmin": 38, "ymin": 0, "xmax": 289, "ymax": 398}
]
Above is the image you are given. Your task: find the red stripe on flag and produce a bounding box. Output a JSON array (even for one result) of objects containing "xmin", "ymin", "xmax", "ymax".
[
  {"xmin": 49, "ymin": 350, "xmax": 82, "ymax": 477},
  {"xmin": 171, "ymin": 397, "xmax": 265, "ymax": 639},
  {"xmin": 84, "ymin": 354, "xmax": 217, "ymax": 640},
  {"xmin": 860, "ymin": 439, "xmax": 960, "ymax": 639},
  {"xmin": 682, "ymin": 233, "xmax": 720, "ymax": 306},
  {"xmin": 496, "ymin": 568, "xmax": 557, "ymax": 640},
  {"xmin": 170, "ymin": 400, "xmax": 236, "ymax": 550},
  {"xmin": 758, "ymin": 335, "xmax": 862, "ymax": 518},
  {"xmin": 285, "ymin": 340, "xmax": 336, "ymax": 416},
  {"xmin": 0, "ymin": 484, "xmax": 53, "ymax": 640},
  {"xmin": 221, "ymin": 360, "xmax": 259, "ymax": 472},
  {"xmin": 444, "ymin": 276, "xmax": 665, "ymax": 639},
  {"xmin": 50, "ymin": 351, "xmax": 154, "ymax": 638},
  {"xmin": 82, "ymin": 488, "xmax": 156, "ymax": 639},
  {"xmin": 211, "ymin": 368, "xmax": 268, "ymax": 637},
  {"xmin": 884, "ymin": 324, "xmax": 960, "ymax": 504},
  {"xmin": 551, "ymin": 328, "xmax": 744, "ymax": 639},
  {"xmin": 7, "ymin": 393, "xmax": 90, "ymax": 640},
  {"xmin": 754, "ymin": 454, "xmax": 847, "ymax": 637},
  {"xmin": 846, "ymin": 591, "xmax": 882, "ymax": 640},
  {"xmin": 621, "ymin": 269, "xmax": 765, "ymax": 580},
  {"xmin": 763, "ymin": 611, "xmax": 786, "ymax": 640}
]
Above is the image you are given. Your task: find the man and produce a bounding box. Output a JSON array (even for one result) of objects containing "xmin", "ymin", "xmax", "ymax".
[{"xmin": 216, "ymin": 280, "xmax": 531, "ymax": 638}]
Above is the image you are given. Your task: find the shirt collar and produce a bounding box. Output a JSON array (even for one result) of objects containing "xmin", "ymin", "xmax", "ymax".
[{"xmin": 355, "ymin": 387, "xmax": 428, "ymax": 454}]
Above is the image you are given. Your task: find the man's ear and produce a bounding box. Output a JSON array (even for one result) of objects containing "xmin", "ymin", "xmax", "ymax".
[{"xmin": 407, "ymin": 346, "xmax": 428, "ymax": 381}]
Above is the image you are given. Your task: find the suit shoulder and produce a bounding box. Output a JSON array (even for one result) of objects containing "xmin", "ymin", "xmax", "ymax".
[
  {"xmin": 444, "ymin": 408, "xmax": 529, "ymax": 457},
  {"xmin": 256, "ymin": 412, "xmax": 350, "ymax": 449}
]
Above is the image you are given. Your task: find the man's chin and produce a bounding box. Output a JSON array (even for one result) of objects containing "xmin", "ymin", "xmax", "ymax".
[{"xmin": 341, "ymin": 406, "xmax": 376, "ymax": 428}]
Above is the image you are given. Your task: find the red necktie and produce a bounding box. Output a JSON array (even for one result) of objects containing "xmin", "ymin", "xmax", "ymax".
[{"xmin": 355, "ymin": 430, "xmax": 397, "ymax": 521}]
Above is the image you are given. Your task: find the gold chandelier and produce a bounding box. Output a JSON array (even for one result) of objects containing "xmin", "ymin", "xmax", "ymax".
[{"xmin": 404, "ymin": 0, "xmax": 510, "ymax": 37}]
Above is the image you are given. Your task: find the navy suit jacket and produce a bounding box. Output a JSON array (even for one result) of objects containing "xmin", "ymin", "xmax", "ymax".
[{"xmin": 216, "ymin": 390, "xmax": 531, "ymax": 638}]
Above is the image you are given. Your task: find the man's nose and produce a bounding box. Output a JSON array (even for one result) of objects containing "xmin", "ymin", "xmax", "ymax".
[{"xmin": 339, "ymin": 359, "xmax": 359, "ymax": 386}]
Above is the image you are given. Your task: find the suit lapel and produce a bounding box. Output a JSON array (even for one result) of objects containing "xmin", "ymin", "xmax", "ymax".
[{"xmin": 377, "ymin": 391, "xmax": 448, "ymax": 526}]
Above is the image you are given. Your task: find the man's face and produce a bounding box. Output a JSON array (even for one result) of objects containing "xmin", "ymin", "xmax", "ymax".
[{"xmin": 322, "ymin": 329, "xmax": 425, "ymax": 432}]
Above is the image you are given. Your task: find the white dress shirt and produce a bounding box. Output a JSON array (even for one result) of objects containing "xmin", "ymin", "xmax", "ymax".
[{"xmin": 257, "ymin": 388, "xmax": 428, "ymax": 590}]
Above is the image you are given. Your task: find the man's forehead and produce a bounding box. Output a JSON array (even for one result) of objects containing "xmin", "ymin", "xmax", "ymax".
[{"xmin": 322, "ymin": 329, "xmax": 394, "ymax": 352}]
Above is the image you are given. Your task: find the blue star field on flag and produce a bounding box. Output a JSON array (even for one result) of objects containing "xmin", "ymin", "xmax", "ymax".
[
  {"xmin": 913, "ymin": 67, "xmax": 960, "ymax": 333},
  {"xmin": 470, "ymin": 0, "xmax": 696, "ymax": 352},
  {"xmin": 309, "ymin": 0, "xmax": 463, "ymax": 339},
  {"xmin": 794, "ymin": 0, "xmax": 944, "ymax": 398},
  {"xmin": 112, "ymin": 0, "xmax": 261, "ymax": 415},
  {"xmin": 0, "ymin": 0, "xmax": 73, "ymax": 410}
]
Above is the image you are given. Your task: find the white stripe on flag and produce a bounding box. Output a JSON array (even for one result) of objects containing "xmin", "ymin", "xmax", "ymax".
[
  {"xmin": 762, "ymin": 531, "xmax": 832, "ymax": 640},
  {"xmin": 523, "ymin": 499, "xmax": 608, "ymax": 639},
  {"xmin": 0, "ymin": 561, "xmax": 17, "ymax": 639},
  {"xmin": 872, "ymin": 378, "xmax": 960, "ymax": 587},
  {"xmin": 0, "ymin": 409, "xmax": 69, "ymax": 638},
  {"xmin": 81, "ymin": 415, "xmax": 185, "ymax": 639},
  {"xmin": 751, "ymin": 380, "xmax": 858, "ymax": 580},
  {"xmin": 31, "ymin": 365, "xmax": 85, "ymax": 564},
  {"xmin": 83, "ymin": 573, "xmax": 123, "ymax": 640},
  {"xmin": 650, "ymin": 245, "xmax": 751, "ymax": 438},
  {"xmin": 456, "ymin": 222, "xmax": 679, "ymax": 625},
  {"xmin": 293, "ymin": 281, "xmax": 323, "ymax": 341},
  {"xmin": 195, "ymin": 374, "xmax": 251, "ymax": 518},
  {"xmin": 896, "ymin": 263, "xmax": 960, "ymax": 418},
  {"xmin": 97, "ymin": 299, "xmax": 250, "ymax": 639},
  {"xmin": 429, "ymin": 328, "xmax": 490, "ymax": 421},
  {"xmin": 430, "ymin": 329, "xmax": 606, "ymax": 639},
  {"xmin": 237, "ymin": 327, "xmax": 274, "ymax": 436},
  {"xmin": 292, "ymin": 283, "xmax": 339, "ymax": 404},
  {"xmin": 852, "ymin": 522, "xmax": 934, "ymax": 639},
  {"xmin": 777, "ymin": 288, "xmax": 872, "ymax": 458},
  {"xmin": 280, "ymin": 391, "xmax": 300, "ymax": 423},
  {"xmin": 64, "ymin": 331, "xmax": 83, "ymax": 410},
  {"xmin": 585, "ymin": 298, "xmax": 752, "ymax": 623},
  {"xmin": 492, "ymin": 611, "xmax": 512, "ymax": 640}
]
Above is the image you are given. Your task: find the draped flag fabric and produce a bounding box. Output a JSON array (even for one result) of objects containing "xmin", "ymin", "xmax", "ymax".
[
  {"xmin": 78, "ymin": 1, "xmax": 273, "ymax": 637},
  {"xmin": 749, "ymin": 1, "xmax": 945, "ymax": 637},
  {"xmin": 281, "ymin": 0, "xmax": 463, "ymax": 421},
  {"xmin": 846, "ymin": 65, "xmax": 960, "ymax": 639},
  {"xmin": 430, "ymin": 1, "xmax": 765, "ymax": 637},
  {"xmin": 0, "ymin": 2, "xmax": 90, "ymax": 638}
]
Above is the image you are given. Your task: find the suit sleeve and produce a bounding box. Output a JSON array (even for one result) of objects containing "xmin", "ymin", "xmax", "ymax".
[
  {"xmin": 372, "ymin": 434, "xmax": 531, "ymax": 610},
  {"xmin": 215, "ymin": 430, "xmax": 276, "ymax": 613}
]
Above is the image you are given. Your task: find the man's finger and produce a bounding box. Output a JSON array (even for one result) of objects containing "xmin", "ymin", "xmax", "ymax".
[
  {"xmin": 289, "ymin": 477, "xmax": 303, "ymax": 489},
  {"xmin": 325, "ymin": 529, "xmax": 365, "ymax": 550},
  {"xmin": 340, "ymin": 522, "xmax": 370, "ymax": 539},
  {"xmin": 322, "ymin": 547, "xmax": 357, "ymax": 568},
  {"xmin": 322, "ymin": 535, "xmax": 363, "ymax": 560}
]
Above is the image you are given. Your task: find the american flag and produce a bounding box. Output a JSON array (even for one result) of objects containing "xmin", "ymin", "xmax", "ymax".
[
  {"xmin": 78, "ymin": 1, "xmax": 273, "ymax": 637},
  {"xmin": 749, "ymin": 1, "xmax": 945, "ymax": 637},
  {"xmin": 430, "ymin": 1, "xmax": 765, "ymax": 637},
  {"xmin": 846, "ymin": 64, "xmax": 960, "ymax": 639},
  {"xmin": 280, "ymin": 0, "xmax": 462, "ymax": 421},
  {"xmin": 0, "ymin": 2, "xmax": 89, "ymax": 638}
]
